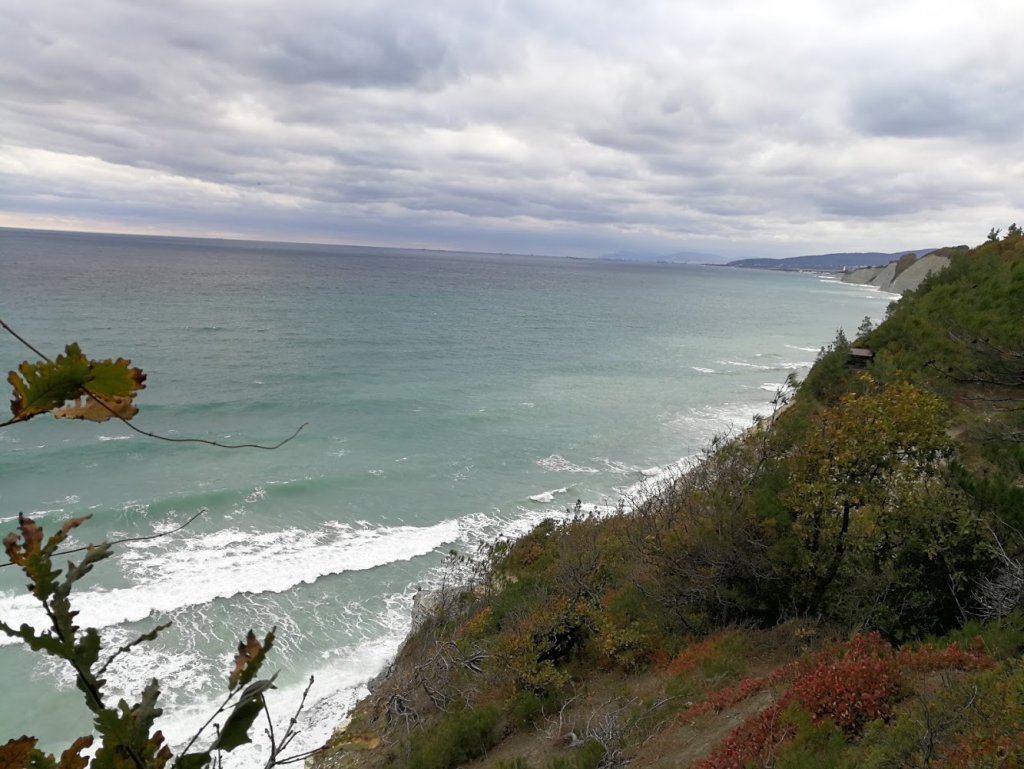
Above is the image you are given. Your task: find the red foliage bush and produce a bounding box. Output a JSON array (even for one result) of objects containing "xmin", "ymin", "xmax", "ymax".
[
  {"xmin": 667, "ymin": 632, "xmax": 735, "ymax": 676},
  {"xmin": 786, "ymin": 632, "xmax": 900, "ymax": 734},
  {"xmin": 939, "ymin": 733, "xmax": 1024, "ymax": 769},
  {"xmin": 897, "ymin": 639, "xmax": 993, "ymax": 673},
  {"xmin": 693, "ymin": 704, "xmax": 793, "ymax": 769},
  {"xmin": 692, "ymin": 634, "xmax": 995, "ymax": 769}
]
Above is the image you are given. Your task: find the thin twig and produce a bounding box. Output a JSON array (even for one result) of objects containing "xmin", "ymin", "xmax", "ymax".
[
  {"xmin": 265, "ymin": 676, "xmax": 316, "ymax": 768},
  {"xmin": 262, "ymin": 697, "xmax": 278, "ymax": 761},
  {"xmin": 176, "ymin": 687, "xmax": 244, "ymax": 760},
  {"xmin": 98, "ymin": 621, "xmax": 173, "ymax": 678},
  {"xmin": 0, "ymin": 318, "xmax": 49, "ymax": 359},
  {"xmin": 274, "ymin": 746, "xmax": 327, "ymax": 766},
  {"xmin": 0, "ymin": 318, "xmax": 308, "ymax": 449},
  {"xmin": 0, "ymin": 509, "xmax": 208, "ymax": 569},
  {"xmin": 94, "ymin": 407, "xmax": 308, "ymax": 450}
]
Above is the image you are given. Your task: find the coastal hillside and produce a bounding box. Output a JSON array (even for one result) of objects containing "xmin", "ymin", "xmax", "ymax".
[
  {"xmin": 315, "ymin": 230, "xmax": 1024, "ymax": 769},
  {"xmin": 726, "ymin": 248, "xmax": 936, "ymax": 271},
  {"xmin": 841, "ymin": 247, "xmax": 969, "ymax": 294}
]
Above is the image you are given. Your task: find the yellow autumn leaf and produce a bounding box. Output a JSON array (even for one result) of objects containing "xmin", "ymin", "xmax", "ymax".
[{"xmin": 52, "ymin": 394, "xmax": 139, "ymax": 423}]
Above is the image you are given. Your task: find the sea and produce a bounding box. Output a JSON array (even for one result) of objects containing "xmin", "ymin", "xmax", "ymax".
[{"xmin": 0, "ymin": 228, "xmax": 893, "ymax": 761}]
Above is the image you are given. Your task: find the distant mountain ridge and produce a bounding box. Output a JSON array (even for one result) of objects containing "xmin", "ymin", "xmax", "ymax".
[
  {"xmin": 727, "ymin": 248, "xmax": 936, "ymax": 271},
  {"xmin": 598, "ymin": 249, "xmax": 723, "ymax": 263}
]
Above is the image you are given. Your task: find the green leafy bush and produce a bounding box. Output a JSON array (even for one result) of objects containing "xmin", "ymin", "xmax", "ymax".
[{"xmin": 404, "ymin": 705, "xmax": 500, "ymax": 769}]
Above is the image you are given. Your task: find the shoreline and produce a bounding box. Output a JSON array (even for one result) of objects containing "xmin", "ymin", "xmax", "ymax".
[
  {"xmin": 300, "ymin": 400, "xmax": 802, "ymax": 762},
  {"xmin": 0, "ymin": 251, "xmax": 892, "ymax": 762}
]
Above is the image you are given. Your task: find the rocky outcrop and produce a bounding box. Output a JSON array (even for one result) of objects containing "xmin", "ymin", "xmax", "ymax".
[{"xmin": 842, "ymin": 253, "xmax": 950, "ymax": 294}]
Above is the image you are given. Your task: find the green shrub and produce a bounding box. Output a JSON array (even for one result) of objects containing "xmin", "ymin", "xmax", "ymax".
[
  {"xmin": 544, "ymin": 740, "xmax": 604, "ymax": 769},
  {"xmin": 506, "ymin": 690, "xmax": 549, "ymax": 728},
  {"xmin": 495, "ymin": 759, "xmax": 533, "ymax": 769},
  {"xmin": 665, "ymin": 630, "xmax": 751, "ymax": 701},
  {"xmin": 405, "ymin": 705, "xmax": 500, "ymax": 769},
  {"xmin": 773, "ymin": 706, "xmax": 847, "ymax": 769},
  {"xmin": 838, "ymin": 713, "xmax": 924, "ymax": 769},
  {"xmin": 934, "ymin": 612, "xmax": 1024, "ymax": 660}
]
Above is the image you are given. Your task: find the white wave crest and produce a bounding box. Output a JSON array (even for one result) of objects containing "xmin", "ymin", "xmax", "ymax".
[
  {"xmin": 0, "ymin": 519, "xmax": 460, "ymax": 646},
  {"xmin": 528, "ymin": 487, "xmax": 569, "ymax": 503},
  {"xmin": 537, "ymin": 454, "xmax": 599, "ymax": 474},
  {"xmin": 153, "ymin": 594, "xmax": 416, "ymax": 766},
  {"xmin": 718, "ymin": 359, "xmax": 814, "ymax": 371}
]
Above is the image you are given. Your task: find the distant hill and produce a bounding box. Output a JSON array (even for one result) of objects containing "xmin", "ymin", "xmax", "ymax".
[{"xmin": 727, "ymin": 248, "xmax": 936, "ymax": 271}]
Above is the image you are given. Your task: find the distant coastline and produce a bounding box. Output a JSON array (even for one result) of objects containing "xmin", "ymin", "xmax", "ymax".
[{"xmin": 720, "ymin": 245, "xmax": 966, "ymax": 294}]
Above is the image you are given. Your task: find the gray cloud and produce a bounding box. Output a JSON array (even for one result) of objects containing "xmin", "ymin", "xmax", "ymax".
[{"xmin": 2, "ymin": 0, "xmax": 1023, "ymax": 258}]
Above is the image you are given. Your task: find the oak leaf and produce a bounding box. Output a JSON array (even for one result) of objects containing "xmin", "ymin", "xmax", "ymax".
[
  {"xmin": 229, "ymin": 628, "xmax": 275, "ymax": 690},
  {"xmin": 3, "ymin": 514, "xmax": 43, "ymax": 566},
  {"xmin": 213, "ymin": 677, "xmax": 277, "ymax": 752},
  {"xmin": 52, "ymin": 395, "xmax": 138, "ymax": 423},
  {"xmin": 0, "ymin": 736, "xmax": 35, "ymax": 769},
  {"xmin": 57, "ymin": 737, "xmax": 93, "ymax": 769},
  {"xmin": 7, "ymin": 343, "xmax": 145, "ymax": 424}
]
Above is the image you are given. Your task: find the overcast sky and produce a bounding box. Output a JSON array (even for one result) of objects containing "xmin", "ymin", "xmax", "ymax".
[{"xmin": 2, "ymin": 0, "xmax": 1023, "ymax": 259}]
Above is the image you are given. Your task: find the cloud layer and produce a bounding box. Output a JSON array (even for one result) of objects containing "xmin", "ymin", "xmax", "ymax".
[{"xmin": 3, "ymin": 0, "xmax": 1023, "ymax": 257}]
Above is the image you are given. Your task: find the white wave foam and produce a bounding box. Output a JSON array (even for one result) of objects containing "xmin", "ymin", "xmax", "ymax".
[
  {"xmin": 10, "ymin": 507, "xmax": 66, "ymax": 521},
  {"xmin": 528, "ymin": 487, "xmax": 569, "ymax": 503},
  {"xmin": 662, "ymin": 401, "xmax": 767, "ymax": 445},
  {"xmin": 592, "ymin": 457, "xmax": 639, "ymax": 475},
  {"xmin": 718, "ymin": 359, "xmax": 814, "ymax": 371},
  {"xmin": 454, "ymin": 505, "xmax": 579, "ymax": 545},
  {"xmin": 0, "ymin": 519, "xmax": 459, "ymax": 646},
  {"xmin": 785, "ymin": 344, "xmax": 820, "ymax": 353},
  {"xmin": 582, "ymin": 457, "xmax": 700, "ymax": 519},
  {"xmin": 244, "ymin": 486, "xmax": 267, "ymax": 503},
  {"xmin": 691, "ymin": 366, "xmax": 715, "ymax": 374},
  {"xmin": 151, "ymin": 594, "xmax": 416, "ymax": 768},
  {"xmin": 718, "ymin": 358, "xmax": 772, "ymax": 370},
  {"xmin": 537, "ymin": 454, "xmax": 599, "ymax": 474},
  {"xmin": 98, "ymin": 435, "xmax": 131, "ymax": 442}
]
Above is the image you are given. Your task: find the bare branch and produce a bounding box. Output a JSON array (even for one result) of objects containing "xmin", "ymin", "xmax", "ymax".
[
  {"xmin": 264, "ymin": 676, "xmax": 319, "ymax": 768},
  {"xmin": 0, "ymin": 508, "xmax": 208, "ymax": 569},
  {"xmin": 98, "ymin": 622, "xmax": 173, "ymax": 678},
  {"xmin": 0, "ymin": 317, "xmax": 308, "ymax": 449},
  {"xmin": 0, "ymin": 318, "xmax": 49, "ymax": 359}
]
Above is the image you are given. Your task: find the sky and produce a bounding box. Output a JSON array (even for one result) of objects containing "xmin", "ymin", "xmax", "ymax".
[{"xmin": 2, "ymin": 0, "xmax": 1023, "ymax": 260}]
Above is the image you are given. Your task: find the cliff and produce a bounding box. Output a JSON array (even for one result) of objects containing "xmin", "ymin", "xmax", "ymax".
[
  {"xmin": 841, "ymin": 246, "xmax": 968, "ymax": 293},
  {"xmin": 726, "ymin": 248, "xmax": 935, "ymax": 271}
]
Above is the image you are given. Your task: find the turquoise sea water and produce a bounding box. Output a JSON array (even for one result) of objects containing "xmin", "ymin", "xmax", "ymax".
[{"xmin": 0, "ymin": 228, "xmax": 893, "ymax": 759}]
